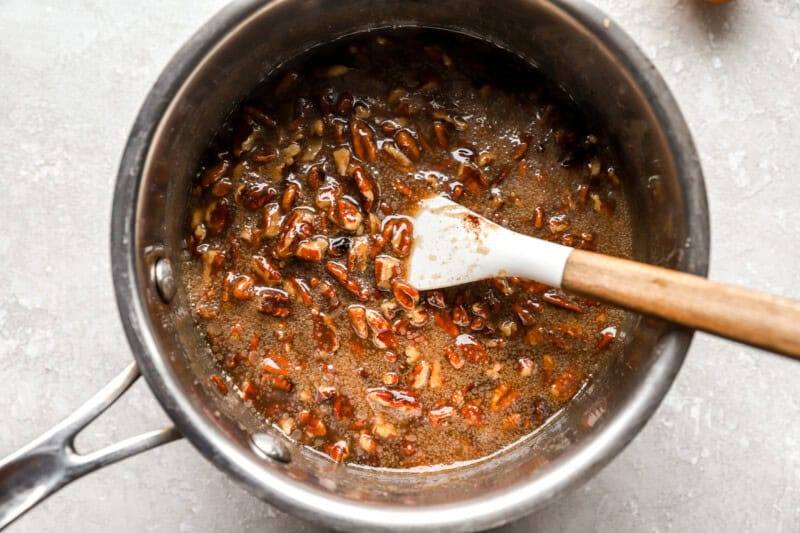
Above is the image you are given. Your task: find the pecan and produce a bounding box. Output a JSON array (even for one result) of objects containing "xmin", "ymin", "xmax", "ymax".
[
  {"xmin": 232, "ymin": 275, "xmax": 255, "ymax": 300},
  {"xmin": 295, "ymin": 236, "xmax": 328, "ymax": 262},
  {"xmin": 358, "ymin": 433, "xmax": 378, "ymax": 453},
  {"xmin": 281, "ymin": 182, "xmax": 301, "ymax": 212},
  {"xmin": 550, "ymin": 369, "xmax": 584, "ymax": 401},
  {"xmin": 205, "ymin": 198, "xmax": 230, "ymax": 235},
  {"xmin": 513, "ymin": 304, "xmax": 536, "ymax": 326},
  {"xmin": 381, "ymin": 217, "xmax": 413, "ymax": 257},
  {"xmin": 374, "ymin": 255, "xmax": 402, "ymax": 289},
  {"xmin": 426, "ymin": 290, "xmax": 447, "ymax": 309},
  {"xmin": 366, "ymin": 308, "xmax": 399, "ymax": 349},
  {"xmin": 382, "ymin": 141, "xmax": 413, "ymax": 170},
  {"xmin": 461, "ymin": 403, "xmax": 484, "ymax": 426},
  {"xmin": 395, "ymin": 130, "xmax": 421, "ymax": 161},
  {"xmin": 311, "ymin": 308, "xmax": 339, "ymax": 356},
  {"xmin": 542, "ymin": 290, "xmax": 584, "ymax": 313},
  {"xmin": 200, "ymin": 158, "xmax": 229, "ymax": 187},
  {"xmin": 316, "ymin": 385, "xmax": 338, "ymax": 401},
  {"xmin": 351, "ymin": 163, "xmax": 377, "ymax": 211},
  {"xmin": 347, "ymin": 305, "xmax": 369, "ymax": 339},
  {"xmin": 298, "ymin": 410, "xmax": 327, "ymax": 437},
  {"xmin": 406, "ymin": 306, "xmax": 429, "ymax": 327},
  {"xmin": 432, "ymin": 121, "xmax": 448, "ymax": 149},
  {"xmin": 391, "ymin": 279, "xmax": 419, "ymax": 310},
  {"xmin": 444, "ymin": 345, "xmax": 464, "ymax": 369},
  {"xmin": 276, "ymin": 208, "xmax": 315, "ymax": 258},
  {"xmin": 307, "ymin": 165, "xmax": 325, "ymax": 189},
  {"xmin": 243, "ymin": 104, "xmax": 277, "ymax": 128},
  {"xmin": 533, "ymin": 206, "xmax": 545, "ymax": 229},
  {"xmin": 490, "ymin": 383, "xmax": 519, "ymax": 412},
  {"xmin": 428, "ymin": 404, "xmax": 455, "ymax": 427},
  {"xmin": 333, "ymin": 396, "xmax": 353, "ymax": 421},
  {"xmin": 329, "ymin": 197, "xmax": 363, "ymax": 231},
  {"xmin": 210, "ymin": 374, "xmax": 228, "ymax": 395},
  {"xmin": 315, "ymin": 178, "xmax": 343, "ymax": 209},
  {"xmin": 350, "ymin": 119, "xmax": 377, "ymax": 162},
  {"xmin": 333, "ymin": 147, "xmax": 351, "ymax": 176},
  {"xmin": 237, "ymin": 182, "xmax": 276, "ymax": 210},
  {"xmin": 434, "ymin": 311, "xmax": 459, "ymax": 337},
  {"xmin": 285, "ymin": 276, "xmax": 312, "ymax": 306},
  {"xmin": 347, "ymin": 235, "xmax": 370, "ymax": 272},
  {"xmin": 547, "ymin": 214, "xmax": 569, "ymax": 233},
  {"xmin": 252, "ymin": 255, "xmax": 282, "ymax": 283},
  {"xmin": 366, "ymin": 387, "xmax": 422, "ymax": 419},
  {"xmin": 325, "ymin": 261, "xmax": 369, "ymax": 300},
  {"xmin": 429, "ymin": 361, "xmax": 444, "ymax": 389},
  {"xmin": 409, "ymin": 361, "xmax": 430, "ymax": 389},
  {"xmin": 452, "ymin": 301, "xmax": 470, "ymax": 326},
  {"xmin": 458, "ymin": 163, "xmax": 488, "ymax": 193},
  {"xmin": 517, "ymin": 358, "xmax": 536, "ymax": 377},
  {"xmin": 263, "ymin": 352, "xmax": 289, "ymax": 376},
  {"xmin": 455, "ymin": 333, "xmax": 489, "ymax": 365},
  {"xmin": 257, "ymin": 288, "xmax": 291, "ymax": 317},
  {"xmin": 597, "ymin": 326, "xmax": 617, "ymax": 350},
  {"xmin": 263, "ymin": 203, "xmax": 282, "ymax": 237},
  {"xmin": 319, "ymin": 281, "xmax": 340, "ymax": 310}
]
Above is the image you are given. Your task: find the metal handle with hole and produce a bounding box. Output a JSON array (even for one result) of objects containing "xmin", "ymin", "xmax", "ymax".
[{"xmin": 0, "ymin": 362, "xmax": 182, "ymax": 530}]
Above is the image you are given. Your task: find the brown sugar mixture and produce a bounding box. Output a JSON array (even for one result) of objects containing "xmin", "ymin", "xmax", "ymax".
[{"xmin": 180, "ymin": 30, "xmax": 633, "ymax": 468}]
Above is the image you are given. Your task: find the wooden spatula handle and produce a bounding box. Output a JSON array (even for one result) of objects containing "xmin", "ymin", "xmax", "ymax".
[{"xmin": 562, "ymin": 249, "xmax": 800, "ymax": 357}]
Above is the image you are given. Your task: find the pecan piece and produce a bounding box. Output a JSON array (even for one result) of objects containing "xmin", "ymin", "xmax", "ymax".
[
  {"xmin": 252, "ymin": 254, "xmax": 282, "ymax": 283},
  {"xmin": 395, "ymin": 130, "xmax": 421, "ymax": 161},
  {"xmin": 542, "ymin": 290, "xmax": 585, "ymax": 313},
  {"xmin": 237, "ymin": 182, "xmax": 276, "ymax": 210},
  {"xmin": 311, "ymin": 308, "xmax": 339, "ymax": 356},
  {"xmin": 381, "ymin": 217, "xmax": 413, "ymax": 257},
  {"xmin": 392, "ymin": 279, "xmax": 419, "ymax": 310},
  {"xmin": 366, "ymin": 308, "xmax": 399, "ymax": 349},
  {"xmin": 550, "ymin": 369, "xmax": 585, "ymax": 401},
  {"xmin": 490, "ymin": 383, "xmax": 519, "ymax": 412},
  {"xmin": 351, "ymin": 163, "xmax": 377, "ymax": 211},
  {"xmin": 295, "ymin": 236, "xmax": 328, "ymax": 262},
  {"xmin": 350, "ymin": 119, "xmax": 377, "ymax": 162},
  {"xmin": 257, "ymin": 288, "xmax": 291, "ymax": 317},
  {"xmin": 374, "ymin": 255, "xmax": 402, "ymax": 289},
  {"xmin": 428, "ymin": 404, "xmax": 455, "ymax": 427},
  {"xmin": 205, "ymin": 198, "xmax": 230, "ymax": 235},
  {"xmin": 366, "ymin": 387, "xmax": 422, "ymax": 420},
  {"xmin": 455, "ymin": 333, "xmax": 490, "ymax": 365},
  {"xmin": 329, "ymin": 197, "xmax": 363, "ymax": 231},
  {"xmin": 333, "ymin": 147, "xmax": 351, "ymax": 176},
  {"xmin": 263, "ymin": 203, "xmax": 282, "ymax": 237},
  {"xmin": 347, "ymin": 235, "xmax": 370, "ymax": 272},
  {"xmin": 409, "ymin": 360, "xmax": 431, "ymax": 389},
  {"xmin": 276, "ymin": 208, "xmax": 315, "ymax": 258},
  {"xmin": 347, "ymin": 305, "xmax": 369, "ymax": 339}
]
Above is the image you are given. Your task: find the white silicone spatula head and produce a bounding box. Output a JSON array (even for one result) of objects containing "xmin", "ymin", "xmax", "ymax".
[{"xmin": 406, "ymin": 195, "xmax": 573, "ymax": 291}]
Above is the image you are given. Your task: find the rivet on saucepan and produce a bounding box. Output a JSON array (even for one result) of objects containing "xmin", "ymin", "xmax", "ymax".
[
  {"xmin": 153, "ymin": 257, "xmax": 177, "ymax": 303},
  {"xmin": 250, "ymin": 432, "xmax": 292, "ymax": 463}
]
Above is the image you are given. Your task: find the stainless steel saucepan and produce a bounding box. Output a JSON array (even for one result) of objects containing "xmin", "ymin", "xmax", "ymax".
[{"xmin": 0, "ymin": 0, "xmax": 709, "ymax": 530}]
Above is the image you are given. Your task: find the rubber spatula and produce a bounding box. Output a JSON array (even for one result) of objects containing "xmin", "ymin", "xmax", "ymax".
[{"xmin": 406, "ymin": 195, "xmax": 800, "ymax": 357}]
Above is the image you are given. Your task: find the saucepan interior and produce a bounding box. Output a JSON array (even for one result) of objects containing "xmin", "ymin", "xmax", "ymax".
[{"xmin": 112, "ymin": 0, "xmax": 708, "ymax": 530}]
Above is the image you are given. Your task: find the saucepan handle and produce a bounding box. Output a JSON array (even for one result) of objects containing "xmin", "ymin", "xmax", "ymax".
[{"xmin": 0, "ymin": 362, "xmax": 182, "ymax": 530}]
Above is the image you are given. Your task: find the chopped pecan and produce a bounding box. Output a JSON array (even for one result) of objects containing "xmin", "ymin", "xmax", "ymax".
[
  {"xmin": 391, "ymin": 279, "xmax": 419, "ymax": 310},
  {"xmin": 347, "ymin": 305, "xmax": 369, "ymax": 339},
  {"xmin": 237, "ymin": 182, "xmax": 276, "ymax": 210},
  {"xmin": 550, "ymin": 369, "xmax": 584, "ymax": 401},
  {"xmin": 374, "ymin": 255, "xmax": 402, "ymax": 289},
  {"xmin": 276, "ymin": 208, "xmax": 315, "ymax": 258},
  {"xmin": 311, "ymin": 308, "xmax": 339, "ymax": 356},
  {"xmin": 455, "ymin": 334, "xmax": 489, "ymax": 365},
  {"xmin": 395, "ymin": 130, "xmax": 421, "ymax": 161},
  {"xmin": 347, "ymin": 235, "xmax": 370, "ymax": 272},
  {"xmin": 252, "ymin": 255, "xmax": 282, "ymax": 283},
  {"xmin": 409, "ymin": 361, "xmax": 430, "ymax": 389},
  {"xmin": 428, "ymin": 404, "xmax": 455, "ymax": 427},
  {"xmin": 542, "ymin": 290, "xmax": 584, "ymax": 313},
  {"xmin": 351, "ymin": 119, "xmax": 377, "ymax": 162},
  {"xmin": 295, "ymin": 236, "xmax": 328, "ymax": 262},
  {"xmin": 366, "ymin": 387, "xmax": 422, "ymax": 419},
  {"xmin": 329, "ymin": 197, "xmax": 363, "ymax": 231},
  {"xmin": 350, "ymin": 163, "xmax": 377, "ymax": 212},
  {"xmin": 257, "ymin": 288, "xmax": 291, "ymax": 317},
  {"xmin": 490, "ymin": 383, "xmax": 519, "ymax": 412}
]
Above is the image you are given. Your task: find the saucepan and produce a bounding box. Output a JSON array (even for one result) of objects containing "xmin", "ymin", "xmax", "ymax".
[{"xmin": 0, "ymin": 0, "xmax": 709, "ymax": 530}]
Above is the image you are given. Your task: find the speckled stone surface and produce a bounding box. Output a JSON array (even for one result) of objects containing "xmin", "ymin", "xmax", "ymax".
[{"xmin": 1, "ymin": 1, "xmax": 799, "ymax": 531}]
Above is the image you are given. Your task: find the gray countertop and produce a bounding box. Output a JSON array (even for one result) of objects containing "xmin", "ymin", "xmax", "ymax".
[{"xmin": 2, "ymin": 0, "xmax": 799, "ymax": 531}]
